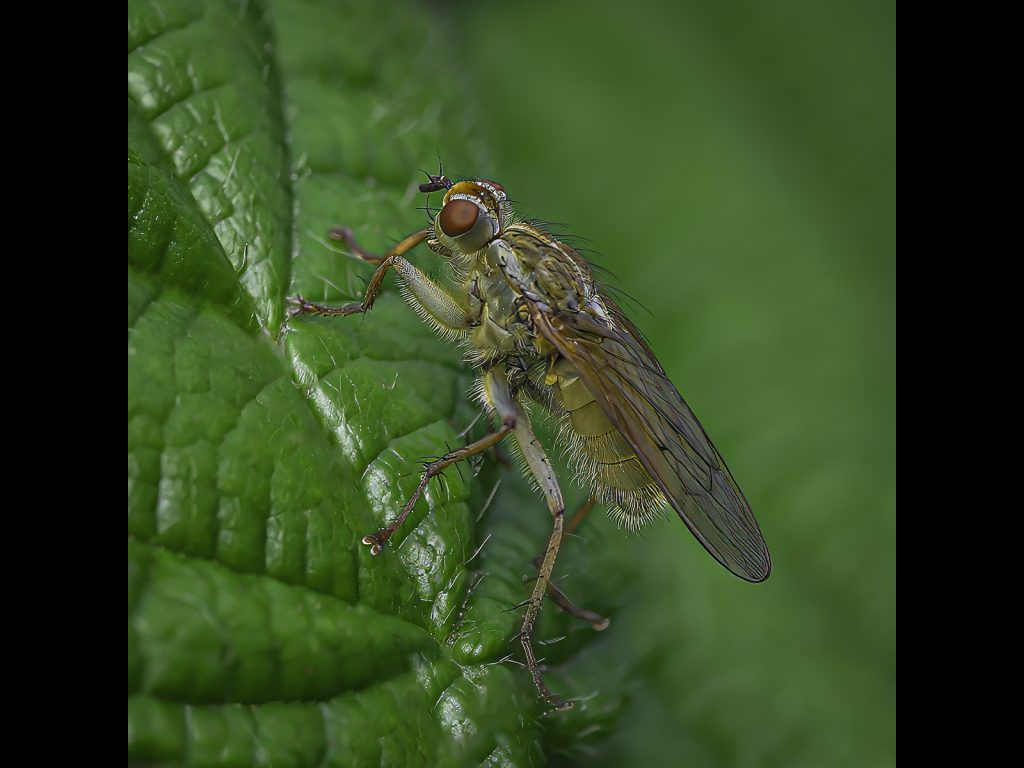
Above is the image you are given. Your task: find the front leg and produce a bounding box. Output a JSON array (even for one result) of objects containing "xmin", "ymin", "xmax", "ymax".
[
  {"xmin": 287, "ymin": 228, "xmax": 431, "ymax": 320},
  {"xmin": 288, "ymin": 228, "xmax": 473, "ymax": 340}
]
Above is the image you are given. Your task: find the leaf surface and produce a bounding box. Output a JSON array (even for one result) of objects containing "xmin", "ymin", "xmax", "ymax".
[{"xmin": 127, "ymin": 2, "xmax": 616, "ymax": 764}]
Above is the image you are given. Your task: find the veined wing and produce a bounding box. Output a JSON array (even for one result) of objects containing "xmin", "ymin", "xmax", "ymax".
[{"xmin": 501, "ymin": 229, "xmax": 770, "ymax": 581}]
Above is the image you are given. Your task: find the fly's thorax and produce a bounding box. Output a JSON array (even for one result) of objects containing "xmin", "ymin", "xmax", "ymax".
[
  {"xmin": 492, "ymin": 225, "xmax": 602, "ymax": 317},
  {"xmin": 485, "ymin": 239, "xmax": 530, "ymax": 289},
  {"xmin": 463, "ymin": 254, "xmax": 534, "ymax": 360},
  {"xmin": 547, "ymin": 357, "xmax": 667, "ymax": 529}
]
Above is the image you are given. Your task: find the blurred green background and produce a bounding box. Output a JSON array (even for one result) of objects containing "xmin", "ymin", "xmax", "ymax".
[{"xmin": 455, "ymin": 1, "xmax": 895, "ymax": 766}]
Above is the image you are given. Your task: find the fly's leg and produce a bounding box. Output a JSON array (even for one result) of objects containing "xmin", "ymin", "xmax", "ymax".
[
  {"xmin": 564, "ymin": 495, "xmax": 597, "ymax": 536},
  {"xmin": 361, "ymin": 366, "xmax": 514, "ymax": 555},
  {"xmin": 531, "ymin": 496, "xmax": 610, "ymax": 631},
  {"xmin": 361, "ymin": 423, "xmax": 513, "ymax": 555},
  {"xmin": 327, "ymin": 226, "xmax": 387, "ymax": 264},
  {"xmin": 543, "ymin": 580, "xmax": 609, "ymax": 632},
  {"xmin": 506, "ymin": 390, "xmax": 576, "ymax": 712},
  {"xmin": 389, "ymin": 256, "xmax": 471, "ymax": 336},
  {"xmin": 288, "ymin": 228, "xmax": 472, "ymax": 341},
  {"xmin": 286, "ymin": 228, "xmax": 431, "ymax": 320}
]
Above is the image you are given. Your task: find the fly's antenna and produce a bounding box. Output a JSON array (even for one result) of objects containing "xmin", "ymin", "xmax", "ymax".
[
  {"xmin": 417, "ymin": 162, "xmax": 448, "ymax": 221},
  {"xmin": 419, "ymin": 154, "xmax": 453, "ymax": 194},
  {"xmin": 418, "ymin": 173, "xmax": 454, "ymax": 194}
]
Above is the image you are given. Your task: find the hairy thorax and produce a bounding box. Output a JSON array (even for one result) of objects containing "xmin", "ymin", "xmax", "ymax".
[{"xmin": 461, "ymin": 237, "xmax": 551, "ymax": 365}]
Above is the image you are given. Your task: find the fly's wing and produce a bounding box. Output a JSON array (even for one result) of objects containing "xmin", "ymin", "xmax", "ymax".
[
  {"xmin": 503, "ymin": 230, "xmax": 770, "ymax": 581},
  {"xmin": 536, "ymin": 305, "xmax": 770, "ymax": 581}
]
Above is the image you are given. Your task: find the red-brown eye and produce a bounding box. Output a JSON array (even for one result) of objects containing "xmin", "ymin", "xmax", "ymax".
[
  {"xmin": 480, "ymin": 179, "xmax": 505, "ymax": 193},
  {"xmin": 439, "ymin": 199, "xmax": 480, "ymax": 237}
]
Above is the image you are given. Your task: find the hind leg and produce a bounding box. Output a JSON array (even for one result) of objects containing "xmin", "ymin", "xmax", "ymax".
[{"xmin": 532, "ymin": 496, "xmax": 610, "ymax": 631}]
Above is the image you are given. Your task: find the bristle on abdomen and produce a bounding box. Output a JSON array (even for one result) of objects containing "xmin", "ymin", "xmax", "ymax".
[{"xmin": 551, "ymin": 362, "xmax": 666, "ymax": 530}]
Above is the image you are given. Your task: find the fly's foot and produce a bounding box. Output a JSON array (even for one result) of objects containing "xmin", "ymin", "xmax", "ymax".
[
  {"xmin": 286, "ymin": 295, "xmax": 366, "ymax": 319},
  {"xmin": 286, "ymin": 295, "xmax": 315, "ymax": 319},
  {"xmin": 521, "ymin": 631, "xmax": 575, "ymax": 713},
  {"xmin": 361, "ymin": 531, "xmax": 388, "ymax": 556},
  {"xmin": 543, "ymin": 693, "xmax": 575, "ymax": 714}
]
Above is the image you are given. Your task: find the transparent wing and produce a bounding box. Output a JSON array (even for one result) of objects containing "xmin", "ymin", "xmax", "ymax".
[
  {"xmin": 497, "ymin": 227, "xmax": 771, "ymax": 581},
  {"xmin": 535, "ymin": 303, "xmax": 769, "ymax": 581}
]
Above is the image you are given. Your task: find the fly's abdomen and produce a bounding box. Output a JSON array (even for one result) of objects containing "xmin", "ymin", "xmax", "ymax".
[{"xmin": 550, "ymin": 360, "xmax": 667, "ymax": 529}]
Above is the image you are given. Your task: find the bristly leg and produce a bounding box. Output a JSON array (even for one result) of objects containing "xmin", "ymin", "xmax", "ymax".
[
  {"xmin": 361, "ymin": 420, "xmax": 515, "ymax": 555},
  {"xmin": 286, "ymin": 295, "xmax": 365, "ymax": 318},
  {"xmin": 542, "ymin": 575, "xmax": 610, "ymax": 632},
  {"xmin": 496, "ymin": 378, "xmax": 579, "ymax": 711},
  {"xmin": 286, "ymin": 228, "xmax": 432, "ymax": 321},
  {"xmin": 520, "ymin": 507, "xmax": 573, "ymax": 711},
  {"xmin": 410, "ymin": 362, "xmax": 578, "ymax": 711},
  {"xmin": 530, "ymin": 496, "xmax": 610, "ymax": 631}
]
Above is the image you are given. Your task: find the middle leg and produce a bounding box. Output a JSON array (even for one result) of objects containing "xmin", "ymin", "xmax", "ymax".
[
  {"xmin": 504, "ymin": 392, "xmax": 578, "ymax": 711},
  {"xmin": 362, "ymin": 364, "xmax": 515, "ymax": 555}
]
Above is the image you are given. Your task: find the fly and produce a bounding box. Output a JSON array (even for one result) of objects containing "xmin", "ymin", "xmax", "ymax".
[{"xmin": 287, "ymin": 171, "xmax": 770, "ymax": 711}]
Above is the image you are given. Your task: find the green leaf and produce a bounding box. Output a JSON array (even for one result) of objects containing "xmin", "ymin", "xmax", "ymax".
[{"xmin": 128, "ymin": 1, "xmax": 617, "ymax": 765}]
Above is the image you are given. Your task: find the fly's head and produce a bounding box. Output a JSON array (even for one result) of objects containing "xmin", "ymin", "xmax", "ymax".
[{"xmin": 420, "ymin": 174, "xmax": 508, "ymax": 258}]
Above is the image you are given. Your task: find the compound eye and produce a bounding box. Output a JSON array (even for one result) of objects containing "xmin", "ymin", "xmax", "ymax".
[{"xmin": 439, "ymin": 199, "xmax": 480, "ymax": 237}]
